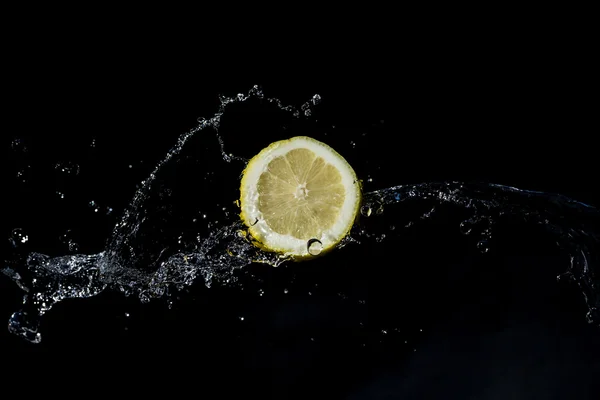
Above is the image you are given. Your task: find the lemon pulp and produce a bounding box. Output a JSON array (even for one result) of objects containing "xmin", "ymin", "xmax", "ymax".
[{"xmin": 239, "ymin": 136, "xmax": 361, "ymax": 259}]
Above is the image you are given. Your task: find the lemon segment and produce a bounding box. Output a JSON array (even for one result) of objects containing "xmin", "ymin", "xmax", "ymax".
[{"xmin": 239, "ymin": 136, "xmax": 361, "ymax": 259}]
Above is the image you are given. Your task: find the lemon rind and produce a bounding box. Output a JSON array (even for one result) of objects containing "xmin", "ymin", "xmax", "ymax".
[{"xmin": 239, "ymin": 136, "xmax": 361, "ymax": 260}]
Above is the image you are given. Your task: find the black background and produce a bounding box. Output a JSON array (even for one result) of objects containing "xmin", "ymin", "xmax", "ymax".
[{"xmin": 2, "ymin": 15, "xmax": 599, "ymax": 399}]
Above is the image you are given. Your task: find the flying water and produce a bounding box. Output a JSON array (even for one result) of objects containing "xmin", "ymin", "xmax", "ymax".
[{"xmin": 3, "ymin": 86, "xmax": 599, "ymax": 343}]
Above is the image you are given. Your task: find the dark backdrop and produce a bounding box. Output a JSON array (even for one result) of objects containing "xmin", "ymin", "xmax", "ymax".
[{"xmin": 2, "ymin": 22, "xmax": 598, "ymax": 399}]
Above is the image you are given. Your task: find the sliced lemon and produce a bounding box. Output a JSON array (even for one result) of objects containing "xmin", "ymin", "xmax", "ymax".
[{"xmin": 239, "ymin": 136, "xmax": 361, "ymax": 259}]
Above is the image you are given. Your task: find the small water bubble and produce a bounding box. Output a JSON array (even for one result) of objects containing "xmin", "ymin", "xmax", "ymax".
[
  {"xmin": 124, "ymin": 312, "xmax": 130, "ymax": 318},
  {"xmin": 105, "ymin": 207, "xmax": 114, "ymax": 215},
  {"xmin": 56, "ymin": 191, "xmax": 65, "ymax": 199},
  {"xmin": 239, "ymin": 316, "xmax": 245, "ymax": 321},
  {"xmin": 55, "ymin": 161, "xmax": 80, "ymax": 176},
  {"xmin": 90, "ymin": 138, "xmax": 96, "ymax": 148},
  {"xmin": 477, "ymin": 239, "xmax": 490, "ymax": 253},
  {"xmin": 360, "ymin": 205, "xmax": 372, "ymax": 217},
  {"xmin": 350, "ymin": 141, "xmax": 356, "ymax": 148},
  {"xmin": 11, "ymin": 138, "xmax": 28, "ymax": 152},
  {"xmin": 16, "ymin": 165, "xmax": 32, "ymax": 183},
  {"xmin": 312, "ymin": 94, "xmax": 321, "ymax": 105},
  {"xmin": 459, "ymin": 220, "xmax": 473, "ymax": 235},
  {"xmin": 307, "ymin": 238, "xmax": 323, "ymax": 256},
  {"xmin": 128, "ymin": 164, "xmax": 133, "ymax": 169},
  {"xmin": 283, "ymin": 288, "xmax": 289, "ymax": 294},
  {"xmin": 381, "ymin": 329, "xmax": 388, "ymax": 335},
  {"xmin": 10, "ymin": 228, "xmax": 29, "ymax": 247},
  {"xmin": 376, "ymin": 234, "xmax": 386, "ymax": 243},
  {"xmin": 88, "ymin": 200, "xmax": 100, "ymax": 213},
  {"xmin": 60, "ymin": 230, "xmax": 73, "ymax": 244},
  {"xmin": 258, "ymin": 289, "xmax": 264, "ymax": 297},
  {"xmin": 8, "ymin": 311, "xmax": 41, "ymax": 343}
]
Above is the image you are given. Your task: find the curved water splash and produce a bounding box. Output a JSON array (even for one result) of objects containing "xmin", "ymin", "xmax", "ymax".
[{"xmin": 3, "ymin": 86, "xmax": 599, "ymax": 343}]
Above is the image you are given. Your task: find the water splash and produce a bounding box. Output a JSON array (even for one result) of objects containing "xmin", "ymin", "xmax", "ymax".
[{"xmin": 2, "ymin": 86, "xmax": 599, "ymax": 343}]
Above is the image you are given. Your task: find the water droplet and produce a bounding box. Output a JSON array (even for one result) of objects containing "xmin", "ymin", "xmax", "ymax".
[
  {"xmin": 376, "ymin": 234, "xmax": 386, "ymax": 243},
  {"xmin": 239, "ymin": 316, "xmax": 245, "ymax": 321},
  {"xmin": 56, "ymin": 191, "xmax": 65, "ymax": 199},
  {"xmin": 350, "ymin": 141, "xmax": 356, "ymax": 148},
  {"xmin": 10, "ymin": 228, "xmax": 29, "ymax": 247},
  {"xmin": 105, "ymin": 207, "xmax": 114, "ymax": 215},
  {"xmin": 68, "ymin": 242, "xmax": 79, "ymax": 252},
  {"xmin": 90, "ymin": 138, "xmax": 96, "ymax": 148},
  {"xmin": 360, "ymin": 205, "xmax": 372, "ymax": 217},
  {"xmin": 459, "ymin": 220, "xmax": 473, "ymax": 235},
  {"xmin": 312, "ymin": 94, "xmax": 321, "ymax": 105},
  {"xmin": 381, "ymin": 329, "xmax": 388, "ymax": 335},
  {"xmin": 477, "ymin": 239, "xmax": 490, "ymax": 253},
  {"xmin": 11, "ymin": 138, "xmax": 27, "ymax": 152},
  {"xmin": 16, "ymin": 165, "xmax": 32, "ymax": 183},
  {"xmin": 307, "ymin": 238, "xmax": 323, "ymax": 256},
  {"xmin": 258, "ymin": 289, "xmax": 264, "ymax": 297},
  {"xmin": 55, "ymin": 161, "xmax": 80, "ymax": 176},
  {"xmin": 8, "ymin": 311, "xmax": 41, "ymax": 343},
  {"xmin": 283, "ymin": 288, "xmax": 289, "ymax": 294},
  {"xmin": 60, "ymin": 230, "xmax": 73, "ymax": 243},
  {"xmin": 124, "ymin": 312, "xmax": 130, "ymax": 318}
]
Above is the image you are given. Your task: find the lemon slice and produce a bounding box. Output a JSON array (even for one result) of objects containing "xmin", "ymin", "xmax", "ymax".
[{"xmin": 239, "ymin": 136, "xmax": 361, "ymax": 259}]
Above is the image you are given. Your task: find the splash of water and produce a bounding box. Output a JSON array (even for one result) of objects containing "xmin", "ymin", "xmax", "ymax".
[{"xmin": 2, "ymin": 86, "xmax": 599, "ymax": 343}]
